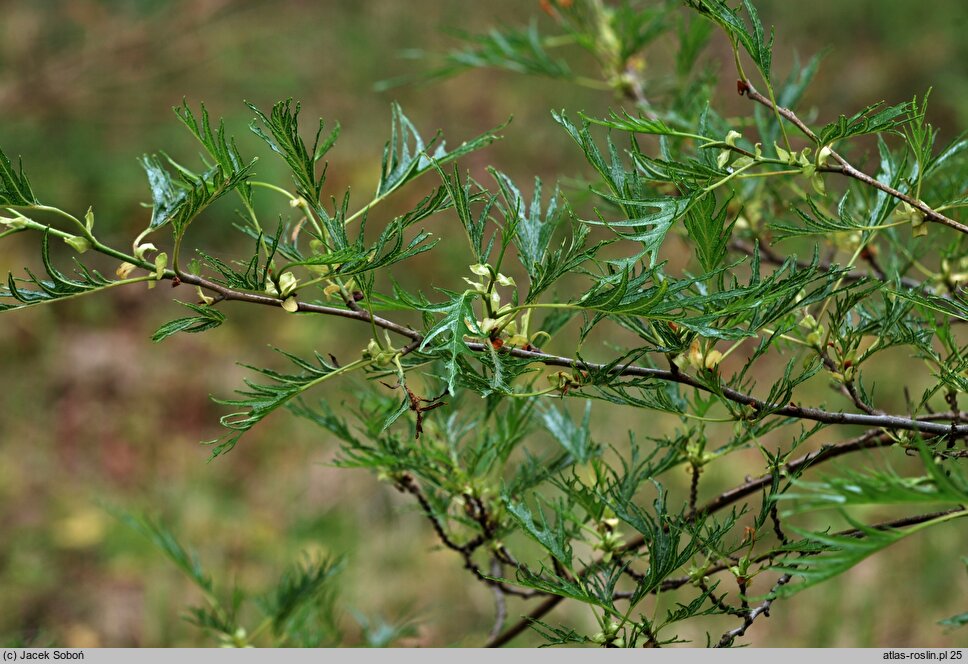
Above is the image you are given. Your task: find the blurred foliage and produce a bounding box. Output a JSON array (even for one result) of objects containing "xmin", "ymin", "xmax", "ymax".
[{"xmin": 0, "ymin": 0, "xmax": 966, "ymax": 647}]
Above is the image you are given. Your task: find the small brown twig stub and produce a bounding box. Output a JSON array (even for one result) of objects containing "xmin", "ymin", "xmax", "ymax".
[{"xmin": 380, "ymin": 381, "xmax": 447, "ymax": 439}]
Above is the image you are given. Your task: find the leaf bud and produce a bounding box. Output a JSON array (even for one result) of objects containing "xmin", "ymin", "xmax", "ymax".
[
  {"xmin": 704, "ymin": 349, "xmax": 723, "ymax": 370},
  {"xmin": 731, "ymin": 155, "xmax": 754, "ymax": 170},
  {"xmin": 278, "ymin": 271, "xmax": 298, "ymax": 296},
  {"xmin": 774, "ymin": 142, "xmax": 792, "ymax": 164},
  {"xmin": 894, "ymin": 202, "xmax": 928, "ymax": 237},
  {"xmin": 0, "ymin": 214, "xmax": 29, "ymax": 230},
  {"xmin": 133, "ymin": 243, "xmax": 157, "ymax": 261},
  {"xmin": 196, "ymin": 286, "xmax": 214, "ymax": 306},
  {"xmin": 116, "ymin": 262, "xmax": 137, "ymax": 279},
  {"xmin": 806, "ymin": 325, "xmax": 826, "ymax": 348},
  {"xmin": 810, "ymin": 172, "xmax": 826, "ymax": 196},
  {"xmin": 64, "ymin": 235, "xmax": 91, "ymax": 254},
  {"xmin": 153, "ymin": 252, "xmax": 168, "ymax": 279},
  {"xmin": 817, "ymin": 145, "xmax": 833, "ymax": 166}
]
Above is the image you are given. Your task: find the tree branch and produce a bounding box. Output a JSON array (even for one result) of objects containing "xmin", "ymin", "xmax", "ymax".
[
  {"xmin": 479, "ymin": 345, "xmax": 968, "ymax": 438},
  {"xmin": 485, "ymin": 430, "xmax": 944, "ymax": 647},
  {"xmin": 493, "ymin": 505, "xmax": 964, "ymax": 647},
  {"xmin": 162, "ymin": 265, "xmax": 968, "ymax": 439},
  {"xmin": 716, "ymin": 574, "xmax": 790, "ymax": 647},
  {"xmin": 739, "ymin": 82, "xmax": 968, "ymax": 236}
]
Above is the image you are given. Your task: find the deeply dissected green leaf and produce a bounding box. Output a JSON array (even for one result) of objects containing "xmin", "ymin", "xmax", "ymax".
[
  {"xmin": 207, "ymin": 349, "xmax": 344, "ymax": 459},
  {"xmin": 152, "ymin": 300, "xmax": 226, "ymax": 342},
  {"xmin": 417, "ymin": 290, "xmax": 484, "ymax": 395},
  {"xmin": 772, "ymin": 510, "xmax": 966, "ymax": 599},
  {"xmin": 582, "ymin": 110, "xmax": 698, "ymax": 140},
  {"xmin": 396, "ymin": 22, "xmax": 573, "ymax": 86},
  {"xmin": 685, "ymin": 0, "xmax": 773, "ymax": 80},
  {"xmin": 434, "ymin": 165, "xmax": 496, "ymax": 262},
  {"xmin": 817, "ymin": 101, "xmax": 912, "ymax": 147},
  {"xmin": 603, "ymin": 485, "xmax": 709, "ymax": 599},
  {"xmin": 682, "ymin": 191, "xmax": 735, "ymax": 271},
  {"xmin": 772, "ymin": 193, "xmax": 878, "ymax": 239},
  {"xmin": 892, "ymin": 289, "xmax": 968, "ymax": 322},
  {"xmin": 376, "ymin": 103, "xmax": 504, "ymax": 199},
  {"xmin": 581, "ymin": 194, "xmax": 693, "ymax": 259},
  {"xmin": 504, "ymin": 496, "xmax": 574, "ymax": 567},
  {"xmin": 259, "ymin": 555, "xmax": 343, "ymax": 636},
  {"xmin": 539, "ymin": 401, "xmax": 598, "ymax": 465},
  {"xmin": 247, "ymin": 98, "xmax": 339, "ymax": 203},
  {"xmin": 492, "ymin": 170, "xmax": 561, "ymax": 279},
  {"xmin": 117, "ymin": 512, "xmax": 215, "ymax": 596},
  {"xmin": 0, "ymin": 146, "xmax": 39, "ymax": 206},
  {"xmin": 175, "ymin": 100, "xmax": 255, "ymax": 207},
  {"xmin": 572, "ymin": 265, "xmax": 669, "ymax": 316},
  {"xmin": 526, "ymin": 223, "xmax": 607, "ymax": 302},
  {"xmin": 1, "ymin": 230, "xmax": 114, "ymax": 312},
  {"xmin": 139, "ymin": 151, "xmax": 252, "ymax": 236}
]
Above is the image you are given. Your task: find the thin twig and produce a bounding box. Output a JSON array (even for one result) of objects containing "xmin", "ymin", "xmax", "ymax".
[
  {"xmin": 739, "ymin": 83, "xmax": 968, "ymax": 236},
  {"xmin": 394, "ymin": 473, "xmax": 538, "ymax": 600},
  {"xmin": 488, "ymin": 558, "xmax": 509, "ymax": 644},
  {"xmin": 500, "ymin": 507, "xmax": 964, "ymax": 646},
  {"xmin": 155, "ymin": 266, "xmax": 968, "ymax": 438},
  {"xmin": 716, "ymin": 574, "xmax": 790, "ymax": 648},
  {"xmin": 485, "ymin": 431, "xmax": 951, "ymax": 647}
]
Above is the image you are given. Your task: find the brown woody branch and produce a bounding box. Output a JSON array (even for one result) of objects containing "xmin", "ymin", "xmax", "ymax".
[
  {"xmin": 484, "ymin": 430, "xmax": 954, "ymax": 647},
  {"xmin": 156, "ymin": 248, "xmax": 968, "ymax": 646},
  {"xmin": 168, "ymin": 267, "xmax": 968, "ymax": 439},
  {"xmin": 393, "ymin": 473, "xmax": 537, "ymax": 600},
  {"xmin": 491, "ymin": 506, "xmax": 966, "ymax": 647},
  {"xmin": 739, "ymin": 83, "xmax": 968, "ymax": 236}
]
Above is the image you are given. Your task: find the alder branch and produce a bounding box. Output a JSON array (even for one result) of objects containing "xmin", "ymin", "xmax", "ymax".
[
  {"xmin": 492, "ymin": 506, "xmax": 965, "ymax": 647},
  {"xmin": 716, "ymin": 574, "xmax": 790, "ymax": 647},
  {"xmin": 158, "ymin": 264, "xmax": 968, "ymax": 438},
  {"xmin": 739, "ymin": 82, "xmax": 968, "ymax": 236},
  {"xmin": 394, "ymin": 473, "xmax": 539, "ymax": 600},
  {"xmin": 30, "ymin": 231, "xmax": 961, "ymax": 647},
  {"xmin": 484, "ymin": 345, "xmax": 968, "ymax": 437},
  {"xmin": 14, "ymin": 222, "xmax": 956, "ymax": 442},
  {"xmin": 483, "ymin": 430, "xmax": 892, "ymax": 647}
]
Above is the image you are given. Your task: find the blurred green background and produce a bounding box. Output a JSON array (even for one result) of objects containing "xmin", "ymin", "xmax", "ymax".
[{"xmin": 0, "ymin": 0, "xmax": 966, "ymax": 647}]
